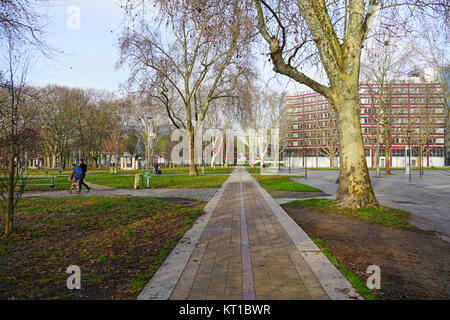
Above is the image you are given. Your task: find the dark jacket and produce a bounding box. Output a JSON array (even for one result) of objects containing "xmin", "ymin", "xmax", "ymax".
[
  {"xmin": 75, "ymin": 165, "xmax": 84, "ymax": 179},
  {"xmin": 80, "ymin": 163, "xmax": 87, "ymax": 174}
]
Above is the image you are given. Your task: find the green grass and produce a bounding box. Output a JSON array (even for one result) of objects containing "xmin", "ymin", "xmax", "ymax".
[
  {"xmin": 128, "ymin": 207, "xmax": 202, "ymax": 294},
  {"xmin": 244, "ymin": 167, "xmax": 262, "ymax": 174},
  {"xmin": 1, "ymin": 172, "xmax": 228, "ymax": 191},
  {"xmin": 311, "ymin": 236, "xmax": 377, "ymax": 300},
  {"xmin": 85, "ymin": 174, "xmax": 228, "ymax": 189},
  {"xmin": 284, "ymin": 198, "xmax": 412, "ymax": 228},
  {"xmin": 162, "ymin": 166, "xmax": 235, "ymax": 175},
  {"xmin": 1, "ymin": 176, "xmax": 72, "ymax": 191},
  {"xmin": 24, "ymin": 169, "xmax": 109, "ymax": 175},
  {"xmin": 252, "ymin": 174, "xmax": 322, "ymax": 192},
  {"xmin": 24, "ymin": 165, "xmax": 236, "ymax": 176},
  {"xmin": 0, "ymin": 196, "xmax": 204, "ymax": 299}
]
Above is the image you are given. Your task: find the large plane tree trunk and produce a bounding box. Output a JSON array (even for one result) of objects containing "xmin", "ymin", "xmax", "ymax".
[{"xmin": 335, "ymin": 96, "xmax": 379, "ymax": 209}]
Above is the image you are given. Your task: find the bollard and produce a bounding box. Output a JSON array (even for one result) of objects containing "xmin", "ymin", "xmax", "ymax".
[{"xmin": 134, "ymin": 173, "xmax": 142, "ymax": 189}]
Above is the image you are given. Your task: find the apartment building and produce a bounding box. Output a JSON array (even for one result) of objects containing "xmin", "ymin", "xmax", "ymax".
[{"xmin": 284, "ymin": 79, "xmax": 446, "ymax": 168}]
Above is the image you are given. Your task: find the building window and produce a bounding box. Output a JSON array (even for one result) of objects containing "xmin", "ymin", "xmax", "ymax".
[
  {"xmin": 392, "ymin": 149, "xmax": 405, "ymax": 157},
  {"xmin": 429, "ymin": 149, "xmax": 444, "ymax": 157}
]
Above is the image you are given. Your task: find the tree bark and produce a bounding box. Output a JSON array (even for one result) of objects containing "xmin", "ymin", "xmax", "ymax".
[
  {"xmin": 384, "ymin": 127, "xmax": 391, "ymax": 175},
  {"xmin": 5, "ymin": 155, "xmax": 15, "ymax": 235},
  {"xmin": 188, "ymin": 130, "xmax": 198, "ymax": 176},
  {"xmin": 52, "ymin": 154, "xmax": 57, "ymax": 168},
  {"xmin": 375, "ymin": 147, "xmax": 380, "ymax": 177},
  {"xmin": 375, "ymin": 118, "xmax": 381, "ymax": 177},
  {"xmin": 335, "ymin": 97, "xmax": 379, "ymax": 208}
]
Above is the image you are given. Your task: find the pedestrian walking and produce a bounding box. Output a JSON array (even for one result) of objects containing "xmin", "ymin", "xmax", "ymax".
[
  {"xmin": 76, "ymin": 159, "xmax": 91, "ymax": 193},
  {"xmin": 68, "ymin": 163, "xmax": 78, "ymax": 193}
]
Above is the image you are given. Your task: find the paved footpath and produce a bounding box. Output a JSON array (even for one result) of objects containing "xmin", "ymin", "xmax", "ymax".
[
  {"xmin": 138, "ymin": 168, "xmax": 361, "ymax": 300},
  {"xmin": 19, "ymin": 185, "xmax": 218, "ymax": 202}
]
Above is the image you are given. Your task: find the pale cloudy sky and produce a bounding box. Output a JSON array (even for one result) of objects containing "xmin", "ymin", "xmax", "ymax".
[
  {"xmin": 26, "ymin": 0, "xmax": 305, "ymax": 94},
  {"xmin": 28, "ymin": 0, "xmax": 127, "ymax": 91}
]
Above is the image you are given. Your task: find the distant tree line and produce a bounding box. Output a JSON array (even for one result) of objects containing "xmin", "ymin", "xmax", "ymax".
[{"xmin": 0, "ymin": 84, "xmax": 146, "ymax": 169}]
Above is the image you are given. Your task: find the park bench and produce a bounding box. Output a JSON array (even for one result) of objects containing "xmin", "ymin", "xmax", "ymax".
[{"xmin": 19, "ymin": 175, "xmax": 57, "ymax": 192}]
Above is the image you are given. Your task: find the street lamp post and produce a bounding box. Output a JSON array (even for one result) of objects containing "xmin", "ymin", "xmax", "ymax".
[
  {"xmin": 419, "ymin": 139, "xmax": 423, "ymax": 179},
  {"xmin": 288, "ymin": 149, "xmax": 291, "ymax": 174},
  {"xmin": 407, "ymin": 130, "xmax": 412, "ymax": 185},
  {"xmin": 115, "ymin": 140, "xmax": 118, "ymax": 174},
  {"xmin": 145, "ymin": 116, "xmax": 153, "ymax": 173},
  {"xmin": 304, "ymin": 149, "xmax": 307, "ymax": 179}
]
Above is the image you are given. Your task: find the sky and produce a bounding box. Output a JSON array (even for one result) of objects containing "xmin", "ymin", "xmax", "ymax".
[
  {"xmin": 25, "ymin": 0, "xmax": 304, "ymax": 95},
  {"xmin": 27, "ymin": 0, "xmax": 129, "ymax": 91}
]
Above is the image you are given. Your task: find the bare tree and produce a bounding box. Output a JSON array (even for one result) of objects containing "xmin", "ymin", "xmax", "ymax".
[
  {"xmin": 0, "ymin": 0, "xmax": 52, "ymax": 54},
  {"xmin": 118, "ymin": 0, "xmax": 255, "ymax": 175},
  {"xmin": 254, "ymin": 0, "xmax": 448, "ymax": 208},
  {"xmin": 203, "ymin": 98, "xmax": 233, "ymax": 168},
  {"xmin": 362, "ymin": 35, "xmax": 411, "ymax": 175},
  {"xmin": 410, "ymin": 84, "xmax": 441, "ymax": 176},
  {"xmin": 413, "ymin": 20, "xmax": 449, "ymax": 165},
  {"xmin": 126, "ymin": 92, "xmax": 167, "ymax": 170},
  {"xmin": 38, "ymin": 86, "xmax": 77, "ymax": 170},
  {"xmin": 0, "ymin": 34, "xmax": 38, "ymax": 235},
  {"xmin": 310, "ymin": 108, "xmax": 339, "ymax": 168}
]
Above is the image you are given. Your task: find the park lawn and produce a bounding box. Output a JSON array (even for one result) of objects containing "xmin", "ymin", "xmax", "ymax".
[
  {"xmin": 85, "ymin": 174, "xmax": 228, "ymax": 189},
  {"xmin": 244, "ymin": 165, "xmax": 285, "ymax": 175},
  {"xmin": 252, "ymin": 174, "xmax": 322, "ymax": 192},
  {"xmin": 0, "ymin": 196, "xmax": 204, "ymax": 299},
  {"xmin": 25, "ymin": 169, "xmax": 110, "ymax": 175},
  {"xmin": 156, "ymin": 166, "xmax": 235, "ymax": 175},
  {"xmin": 0, "ymin": 176, "xmax": 72, "ymax": 192},
  {"xmin": 244, "ymin": 167, "xmax": 261, "ymax": 174},
  {"xmin": 283, "ymin": 198, "xmax": 412, "ymax": 229},
  {"xmin": 25, "ymin": 166, "xmax": 236, "ymax": 176}
]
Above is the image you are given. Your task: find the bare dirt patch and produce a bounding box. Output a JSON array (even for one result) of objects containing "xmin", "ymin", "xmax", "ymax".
[{"xmin": 282, "ymin": 204, "xmax": 450, "ymax": 299}]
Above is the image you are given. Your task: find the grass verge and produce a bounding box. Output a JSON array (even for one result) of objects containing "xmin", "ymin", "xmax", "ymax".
[
  {"xmin": 252, "ymin": 175, "xmax": 322, "ymax": 192},
  {"xmin": 85, "ymin": 174, "xmax": 228, "ymax": 189}
]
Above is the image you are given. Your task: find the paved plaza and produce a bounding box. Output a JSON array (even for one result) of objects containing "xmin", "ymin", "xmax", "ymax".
[{"xmin": 286, "ymin": 169, "xmax": 450, "ymax": 242}]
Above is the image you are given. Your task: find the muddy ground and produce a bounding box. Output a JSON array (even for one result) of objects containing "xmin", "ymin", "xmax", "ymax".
[{"xmin": 282, "ymin": 205, "xmax": 450, "ymax": 299}]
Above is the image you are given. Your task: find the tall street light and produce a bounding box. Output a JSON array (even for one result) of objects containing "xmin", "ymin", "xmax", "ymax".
[
  {"xmin": 419, "ymin": 138, "xmax": 423, "ymax": 179},
  {"xmin": 145, "ymin": 116, "xmax": 153, "ymax": 172},
  {"xmin": 407, "ymin": 130, "xmax": 412, "ymax": 185},
  {"xmin": 115, "ymin": 140, "xmax": 118, "ymax": 174},
  {"xmin": 288, "ymin": 149, "xmax": 291, "ymax": 174},
  {"xmin": 304, "ymin": 148, "xmax": 308, "ymax": 179}
]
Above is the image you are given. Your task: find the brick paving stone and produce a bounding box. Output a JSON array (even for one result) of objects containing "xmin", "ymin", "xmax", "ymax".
[{"xmin": 169, "ymin": 169, "xmax": 330, "ymax": 300}]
